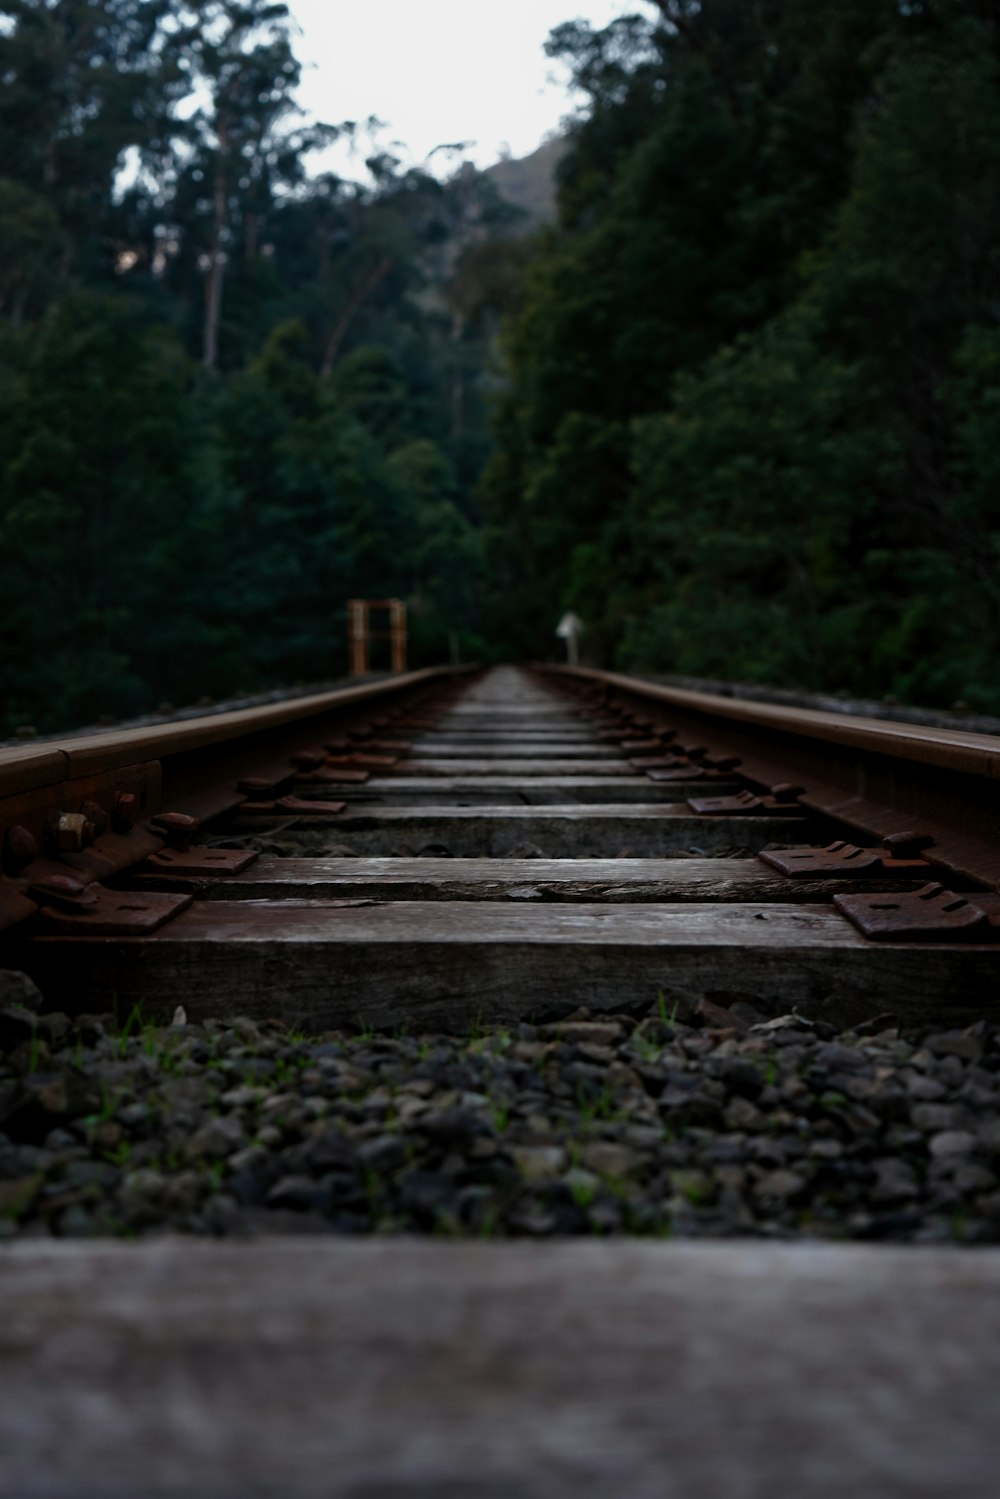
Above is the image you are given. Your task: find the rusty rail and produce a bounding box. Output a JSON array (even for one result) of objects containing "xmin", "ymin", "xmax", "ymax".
[
  {"xmin": 5, "ymin": 657, "xmax": 1000, "ymax": 948},
  {"xmin": 535, "ymin": 664, "xmax": 1000, "ymax": 890},
  {"xmin": 0, "ymin": 667, "xmax": 475, "ymax": 935}
]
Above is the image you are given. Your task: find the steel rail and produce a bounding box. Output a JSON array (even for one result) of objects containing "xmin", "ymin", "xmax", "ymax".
[
  {"xmin": 8, "ymin": 661, "xmax": 1000, "ymax": 1020},
  {"xmin": 541, "ymin": 666, "xmax": 1000, "ymax": 779},
  {"xmin": 6, "ymin": 656, "xmax": 1000, "ymax": 951},
  {"xmin": 0, "ymin": 668, "xmax": 464, "ymax": 792},
  {"xmin": 0, "ymin": 666, "xmax": 474, "ymax": 933},
  {"xmin": 537, "ymin": 664, "xmax": 1000, "ymax": 889}
]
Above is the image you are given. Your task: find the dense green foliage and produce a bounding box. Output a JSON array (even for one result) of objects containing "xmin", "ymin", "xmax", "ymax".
[
  {"xmin": 7, "ymin": 1, "xmax": 1000, "ymax": 730},
  {"xmin": 0, "ymin": 0, "xmax": 506, "ymax": 733},
  {"xmin": 484, "ymin": 0, "xmax": 1000, "ymax": 709}
]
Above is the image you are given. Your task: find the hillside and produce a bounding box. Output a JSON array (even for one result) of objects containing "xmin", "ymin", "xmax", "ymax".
[{"xmin": 484, "ymin": 135, "xmax": 567, "ymax": 228}]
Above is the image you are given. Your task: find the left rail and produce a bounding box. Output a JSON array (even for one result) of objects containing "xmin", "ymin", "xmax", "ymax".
[{"xmin": 0, "ymin": 667, "xmax": 472, "ymax": 935}]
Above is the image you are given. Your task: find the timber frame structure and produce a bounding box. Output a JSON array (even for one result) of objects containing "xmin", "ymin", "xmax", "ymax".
[{"xmin": 347, "ymin": 599, "xmax": 407, "ymax": 676}]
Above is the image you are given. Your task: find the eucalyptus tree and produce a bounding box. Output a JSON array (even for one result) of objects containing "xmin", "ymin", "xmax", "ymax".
[
  {"xmin": 160, "ymin": 1, "xmax": 334, "ymax": 367},
  {"xmin": 483, "ymin": 0, "xmax": 1000, "ymax": 708},
  {"xmin": 0, "ymin": 0, "xmax": 184, "ymax": 295}
]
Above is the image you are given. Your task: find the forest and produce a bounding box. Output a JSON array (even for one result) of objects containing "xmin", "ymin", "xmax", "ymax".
[
  {"xmin": 0, "ymin": 0, "xmax": 508, "ymax": 733},
  {"xmin": 3, "ymin": 0, "xmax": 1000, "ymax": 734},
  {"xmin": 485, "ymin": 0, "xmax": 1000, "ymax": 711}
]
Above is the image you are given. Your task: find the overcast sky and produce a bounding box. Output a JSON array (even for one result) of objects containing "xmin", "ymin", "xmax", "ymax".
[{"xmin": 287, "ymin": 1, "xmax": 646, "ymax": 175}]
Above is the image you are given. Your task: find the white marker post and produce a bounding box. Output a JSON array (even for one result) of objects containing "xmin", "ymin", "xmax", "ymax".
[{"xmin": 555, "ymin": 612, "xmax": 583, "ymax": 667}]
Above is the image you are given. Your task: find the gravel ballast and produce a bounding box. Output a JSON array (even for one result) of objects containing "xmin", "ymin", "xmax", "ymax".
[{"xmin": 2, "ymin": 971, "xmax": 999, "ymax": 1244}]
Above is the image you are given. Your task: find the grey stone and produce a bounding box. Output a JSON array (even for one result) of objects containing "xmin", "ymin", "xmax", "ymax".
[
  {"xmin": 911, "ymin": 1103, "xmax": 964, "ymax": 1133},
  {"xmin": 870, "ymin": 1159, "xmax": 920, "ymax": 1204},
  {"xmin": 357, "ymin": 1135, "xmax": 406, "ymax": 1173},
  {"xmin": 930, "ymin": 1131, "xmax": 978, "ymax": 1160},
  {"xmin": 160, "ymin": 1171, "xmax": 209, "ymax": 1215},
  {"xmin": 220, "ymin": 1085, "xmax": 263, "ymax": 1109},
  {"xmin": 399, "ymin": 1170, "xmax": 456, "ymax": 1223},
  {"xmin": 906, "ymin": 1073, "xmax": 947, "ymax": 1101},
  {"xmin": 926, "ymin": 1032, "xmax": 984, "ymax": 1061},
  {"xmin": 725, "ymin": 1097, "xmax": 766, "ymax": 1131},
  {"xmin": 511, "ymin": 1146, "xmax": 566, "ymax": 1181},
  {"xmin": 580, "ymin": 1142, "xmax": 638, "ymax": 1178},
  {"xmin": 814, "ymin": 1043, "xmax": 866, "ymax": 1072},
  {"xmin": 0, "ymin": 972, "xmax": 43, "ymax": 1014},
  {"xmin": 754, "ymin": 1169, "xmax": 806, "ymax": 1200},
  {"xmin": 718, "ymin": 1058, "xmax": 765, "ymax": 1098},
  {"xmin": 953, "ymin": 1165, "xmax": 998, "ymax": 1195},
  {"xmin": 184, "ymin": 1116, "xmax": 246, "ymax": 1161},
  {"xmin": 539, "ymin": 1021, "xmax": 625, "ymax": 1046},
  {"xmin": 266, "ymin": 1176, "xmax": 328, "ymax": 1212}
]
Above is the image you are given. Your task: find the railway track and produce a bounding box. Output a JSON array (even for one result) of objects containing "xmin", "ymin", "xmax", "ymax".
[
  {"xmin": 3, "ymin": 663, "xmax": 1000, "ymax": 1496},
  {"xmin": 3, "ymin": 662, "xmax": 1000, "ymax": 1027}
]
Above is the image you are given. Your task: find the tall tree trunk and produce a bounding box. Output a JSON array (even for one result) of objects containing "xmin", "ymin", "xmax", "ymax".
[
  {"xmin": 653, "ymin": 2, "xmax": 744, "ymax": 119},
  {"xmin": 320, "ymin": 256, "xmax": 393, "ymax": 378},
  {"xmin": 450, "ymin": 309, "xmax": 466, "ymax": 444},
  {"xmin": 204, "ymin": 121, "xmax": 229, "ymax": 371}
]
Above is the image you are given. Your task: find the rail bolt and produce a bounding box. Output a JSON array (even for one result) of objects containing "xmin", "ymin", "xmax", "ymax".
[
  {"xmin": 150, "ymin": 812, "xmax": 198, "ymax": 851},
  {"xmin": 28, "ymin": 873, "xmax": 98, "ymax": 911},
  {"xmin": 2, "ymin": 825, "xmax": 38, "ymax": 875},
  {"xmin": 48, "ymin": 811, "xmax": 96, "ymax": 854},
  {"xmin": 290, "ymin": 751, "xmax": 325, "ymax": 771},
  {"xmin": 80, "ymin": 800, "xmax": 108, "ymax": 839},
  {"xmin": 237, "ymin": 778, "xmax": 275, "ymax": 799},
  {"xmin": 882, "ymin": 831, "xmax": 936, "ymax": 858},
  {"xmin": 111, "ymin": 792, "xmax": 138, "ymax": 834}
]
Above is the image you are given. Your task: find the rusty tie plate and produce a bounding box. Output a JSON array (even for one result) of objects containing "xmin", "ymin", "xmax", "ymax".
[
  {"xmin": 760, "ymin": 842, "xmax": 932, "ymax": 878},
  {"xmin": 834, "ymin": 883, "xmax": 1000, "ymax": 942}
]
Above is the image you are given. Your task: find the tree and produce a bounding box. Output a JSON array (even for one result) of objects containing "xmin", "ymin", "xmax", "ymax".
[
  {"xmin": 0, "ymin": 292, "xmax": 216, "ymax": 726},
  {"xmin": 159, "ymin": 2, "xmax": 336, "ymax": 367},
  {"xmin": 0, "ymin": 0, "xmax": 506, "ymax": 730},
  {"xmin": 483, "ymin": 0, "xmax": 1000, "ymax": 708},
  {"xmin": 0, "ymin": 1, "xmax": 184, "ymax": 286},
  {"xmin": 0, "ymin": 179, "xmax": 63, "ymax": 323}
]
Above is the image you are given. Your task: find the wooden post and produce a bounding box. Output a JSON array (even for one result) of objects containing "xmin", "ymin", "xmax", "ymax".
[
  {"xmin": 348, "ymin": 599, "xmax": 370, "ymax": 677},
  {"xmin": 348, "ymin": 599, "xmax": 406, "ymax": 675},
  {"xmin": 390, "ymin": 600, "xmax": 407, "ymax": 674}
]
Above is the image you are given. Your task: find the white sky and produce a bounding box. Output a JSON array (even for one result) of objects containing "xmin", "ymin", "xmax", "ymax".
[{"xmin": 287, "ymin": 0, "xmax": 648, "ymax": 175}]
